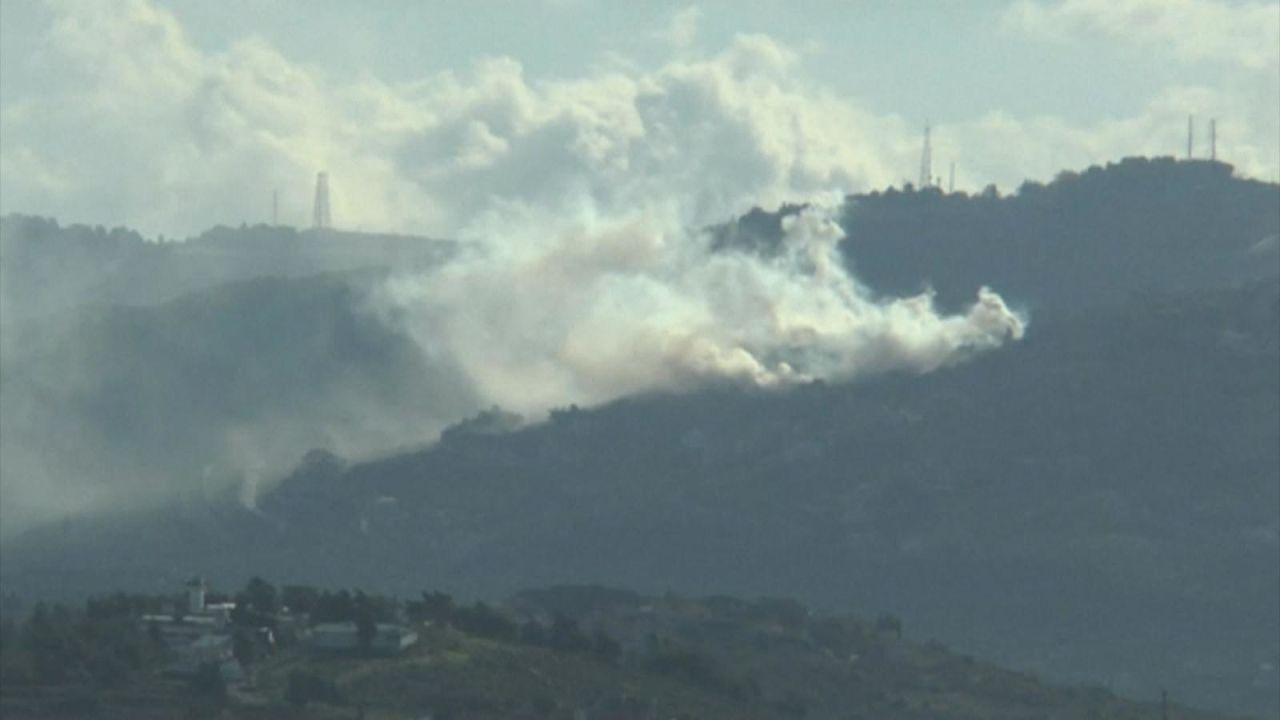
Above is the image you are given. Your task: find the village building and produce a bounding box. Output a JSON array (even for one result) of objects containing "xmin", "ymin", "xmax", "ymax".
[{"xmin": 306, "ymin": 622, "xmax": 418, "ymax": 654}]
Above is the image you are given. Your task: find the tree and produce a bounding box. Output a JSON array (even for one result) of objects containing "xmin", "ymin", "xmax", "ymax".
[
  {"xmin": 189, "ymin": 661, "xmax": 227, "ymax": 704},
  {"xmin": 519, "ymin": 620, "xmax": 547, "ymax": 646},
  {"xmin": 19, "ymin": 603, "xmax": 77, "ymax": 683},
  {"xmin": 547, "ymin": 614, "xmax": 591, "ymax": 653},
  {"xmin": 354, "ymin": 593, "xmax": 376, "ymax": 652},
  {"xmin": 876, "ymin": 613, "xmax": 902, "ymax": 640},
  {"xmin": 282, "ymin": 585, "xmax": 319, "ymax": 616},
  {"xmin": 312, "ymin": 590, "xmax": 355, "ymax": 624},
  {"xmin": 244, "ymin": 577, "xmax": 280, "ymax": 615},
  {"xmin": 453, "ymin": 602, "xmax": 517, "ymax": 642},
  {"xmin": 591, "ymin": 630, "xmax": 621, "ymax": 662},
  {"xmin": 286, "ymin": 670, "xmax": 342, "ymax": 707},
  {"xmin": 407, "ymin": 591, "xmax": 455, "ymax": 625},
  {"xmin": 750, "ymin": 598, "xmax": 808, "ymax": 632},
  {"xmin": 232, "ymin": 628, "xmax": 257, "ymax": 668}
]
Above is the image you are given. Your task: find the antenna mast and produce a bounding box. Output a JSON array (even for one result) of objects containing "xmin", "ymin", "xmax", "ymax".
[
  {"xmin": 919, "ymin": 123, "xmax": 933, "ymax": 188},
  {"xmin": 312, "ymin": 172, "xmax": 332, "ymax": 229}
]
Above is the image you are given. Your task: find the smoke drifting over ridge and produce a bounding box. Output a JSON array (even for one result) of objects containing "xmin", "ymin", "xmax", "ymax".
[
  {"xmin": 0, "ymin": 1, "xmax": 1029, "ymax": 537},
  {"xmin": 376, "ymin": 198, "xmax": 1024, "ymax": 416}
]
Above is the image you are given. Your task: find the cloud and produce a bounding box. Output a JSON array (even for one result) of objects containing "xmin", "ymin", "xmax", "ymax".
[
  {"xmin": 0, "ymin": 5, "xmax": 893, "ymax": 237},
  {"xmin": 992, "ymin": 1, "xmax": 1279, "ymax": 181},
  {"xmin": 3, "ymin": 0, "xmax": 1278, "ymax": 239},
  {"xmin": 1002, "ymin": 0, "xmax": 1280, "ymax": 71},
  {"xmin": 660, "ymin": 5, "xmax": 703, "ymax": 50}
]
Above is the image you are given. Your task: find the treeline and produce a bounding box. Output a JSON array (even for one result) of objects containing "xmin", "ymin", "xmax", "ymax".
[
  {"xmin": 716, "ymin": 156, "xmax": 1279, "ymax": 314},
  {"xmin": 0, "ymin": 577, "xmax": 892, "ymax": 707},
  {"xmin": 0, "ymin": 602, "xmax": 161, "ymax": 687}
]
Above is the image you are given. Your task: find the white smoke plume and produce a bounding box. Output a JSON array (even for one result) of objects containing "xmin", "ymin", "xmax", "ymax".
[
  {"xmin": 375, "ymin": 193, "xmax": 1025, "ymax": 416},
  {"xmin": 0, "ymin": 1, "xmax": 1034, "ymax": 536}
]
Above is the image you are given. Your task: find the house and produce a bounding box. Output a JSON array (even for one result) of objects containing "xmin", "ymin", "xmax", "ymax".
[
  {"xmin": 308, "ymin": 622, "xmax": 360, "ymax": 651},
  {"xmin": 142, "ymin": 613, "xmax": 225, "ymax": 649},
  {"xmin": 306, "ymin": 622, "xmax": 418, "ymax": 654},
  {"xmin": 162, "ymin": 633, "xmax": 235, "ymax": 678},
  {"xmin": 373, "ymin": 624, "xmax": 419, "ymax": 652}
]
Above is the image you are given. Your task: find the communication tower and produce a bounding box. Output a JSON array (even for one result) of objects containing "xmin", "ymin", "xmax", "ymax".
[
  {"xmin": 312, "ymin": 172, "xmax": 332, "ymax": 229},
  {"xmin": 919, "ymin": 123, "xmax": 933, "ymax": 188}
]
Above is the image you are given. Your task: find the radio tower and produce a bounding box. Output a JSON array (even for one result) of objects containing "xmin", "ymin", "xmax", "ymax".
[
  {"xmin": 312, "ymin": 172, "xmax": 332, "ymax": 229},
  {"xmin": 919, "ymin": 123, "xmax": 933, "ymax": 188}
]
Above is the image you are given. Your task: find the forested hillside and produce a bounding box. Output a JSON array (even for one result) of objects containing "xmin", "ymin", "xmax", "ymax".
[
  {"xmin": 2, "ymin": 158, "xmax": 1277, "ymax": 716},
  {"xmin": 6, "ymin": 277, "xmax": 1275, "ymax": 715},
  {"xmin": 720, "ymin": 157, "xmax": 1278, "ymax": 313}
]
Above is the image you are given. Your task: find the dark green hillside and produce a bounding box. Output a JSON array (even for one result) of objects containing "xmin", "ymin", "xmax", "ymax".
[
  {"xmin": 719, "ymin": 157, "xmax": 1279, "ymax": 312},
  {"xmin": 3, "ymin": 160, "xmax": 1277, "ymax": 716},
  {"xmin": 254, "ymin": 279, "xmax": 1280, "ymax": 715},
  {"xmin": 6, "ymin": 278, "xmax": 1274, "ymax": 716}
]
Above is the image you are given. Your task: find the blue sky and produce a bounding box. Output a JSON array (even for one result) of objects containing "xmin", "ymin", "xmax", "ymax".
[
  {"xmin": 1, "ymin": 0, "xmax": 1277, "ymax": 237},
  {"xmin": 4, "ymin": 1, "xmax": 1228, "ymax": 122},
  {"xmin": 130, "ymin": 1, "xmax": 1257, "ymax": 120}
]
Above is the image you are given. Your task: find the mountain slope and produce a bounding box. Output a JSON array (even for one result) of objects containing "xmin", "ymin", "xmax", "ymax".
[
  {"xmin": 0, "ymin": 272, "xmax": 478, "ymax": 531},
  {"xmin": 5, "ymin": 278, "xmax": 1275, "ymax": 716}
]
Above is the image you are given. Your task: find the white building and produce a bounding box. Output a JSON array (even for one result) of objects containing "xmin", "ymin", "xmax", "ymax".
[
  {"xmin": 185, "ymin": 576, "xmax": 206, "ymax": 615},
  {"xmin": 306, "ymin": 622, "xmax": 418, "ymax": 653}
]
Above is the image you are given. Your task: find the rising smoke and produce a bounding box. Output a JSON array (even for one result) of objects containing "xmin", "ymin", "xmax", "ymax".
[
  {"xmin": 0, "ymin": 2, "xmax": 1029, "ymax": 538},
  {"xmin": 374, "ymin": 194, "xmax": 1024, "ymax": 418}
]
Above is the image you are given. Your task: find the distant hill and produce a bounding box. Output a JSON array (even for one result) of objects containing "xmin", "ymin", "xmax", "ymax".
[
  {"xmin": 0, "ymin": 217, "xmax": 451, "ymax": 325},
  {"xmin": 5, "ymin": 277, "xmax": 1276, "ymax": 717},
  {"xmin": 0, "ymin": 272, "xmax": 478, "ymax": 533},
  {"xmin": 0, "ymin": 220, "xmax": 463, "ymax": 534}
]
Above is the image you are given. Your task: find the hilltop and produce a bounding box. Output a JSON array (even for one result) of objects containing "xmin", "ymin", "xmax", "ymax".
[{"xmin": 720, "ymin": 157, "xmax": 1278, "ymax": 313}]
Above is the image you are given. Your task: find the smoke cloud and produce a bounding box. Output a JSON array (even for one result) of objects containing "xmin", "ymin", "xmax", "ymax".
[
  {"xmin": 0, "ymin": 1, "xmax": 1031, "ymax": 538},
  {"xmin": 4, "ymin": 0, "xmax": 1276, "ymax": 239},
  {"xmin": 374, "ymin": 195, "xmax": 1024, "ymax": 417}
]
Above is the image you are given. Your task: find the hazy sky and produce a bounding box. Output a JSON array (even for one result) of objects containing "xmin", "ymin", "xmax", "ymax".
[{"xmin": 1, "ymin": 0, "xmax": 1277, "ymax": 238}]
